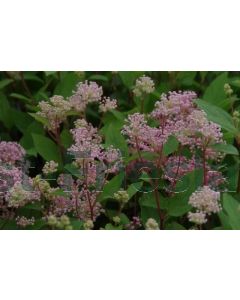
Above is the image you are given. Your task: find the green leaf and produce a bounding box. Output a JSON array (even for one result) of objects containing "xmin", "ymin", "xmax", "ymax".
[
  {"xmin": 0, "ymin": 78, "xmax": 13, "ymax": 90},
  {"xmin": 60, "ymin": 129, "xmax": 73, "ymax": 148},
  {"xmin": 139, "ymin": 193, "xmax": 161, "ymax": 223},
  {"xmin": 99, "ymin": 172, "xmax": 125, "ymax": 201},
  {"xmin": 164, "ymin": 169, "xmax": 204, "ymax": 217},
  {"xmin": 176, "ymin": 71, "xmax": 196, "ymax": 86},
  {"xmin": 23, "ymin": 73, "xmax": 43, "ymax": 83},
  {"xmin": 10, "ymin": 93, "xmax": 32, "ymax": 104},
  {"xmin": 220, "ymin": 193, "xmax": 240, "ymax": 229},
  {"xmin": 32, "ymin": 134, "xmax": 62, "ymax": 164},
  {"xmin": 88, "ymin": 74, "xmax": 109, "ymax": 82},
  {"xmin": 104, "ymin": 123, "xmax": 129, "ymax": 157},
  {"xmin": 163, "ymin": 135, "xmax": 179, "ymax": 156},
  {"xmin": 119, "ymin": 71, "xmax": 144, "ymax": 89},
  {"xmin": 118, "ymin": 213, "xmax": 130, "ymax": 225},
  {"xmin": 203, "ymin": 72, "xmax": 228, "ymax": 105},
  {"xmin": 13, "ymin": 109, "xmax": 33, "ymax": 133},
  {"xmin": 54, "ymin": 72, "xmax": 80, "ymax": 97},
  {"xmin": 127, "ymin": 182, "xmax": 143, "ymax": 199},
  {"xmin": 70, "ymin": 219, "xmax": 84, "ymax": 230},
  {"xmin": 0, "ymin": 92, "xmax": 13, "ymax": 128},
  {"xmin": 211, "ymin": 143, "xmax": 239, "ymax": 155},
  {"xmin": 20, "ymin": 121, "xmax": 45, "ymax": 156},
  {"xmin": 45, "ymin": 71, "xmax": 57, "ymax": 77},
  {"xmin": 196, "ymin": 99, "xmax": 238, "ymax": 135},
  {"xmin": 28, "ymin": 112, "xmax": 50, "ymax": 127},
  {"xmin": 64, "ymin": 163, "xmax": 81, "ymax": 177},
  {"xmin": 105, "ymin": 223, "xmax": 123, "ymax": 230}
]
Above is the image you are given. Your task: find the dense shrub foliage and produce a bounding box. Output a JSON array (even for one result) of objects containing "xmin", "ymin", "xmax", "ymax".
[{"xmin": 1, "ymin": 71, "xmax": 240, "ymax": 229}]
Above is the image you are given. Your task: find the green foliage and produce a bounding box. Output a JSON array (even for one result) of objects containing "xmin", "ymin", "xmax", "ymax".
[
  {"xmin": 219, "ymin": 193, "xmax": 240, "ymax": 229},
  {"xmin": 99, "ymin": 172, "xmax": 125, "ymax": 201},
  {"xmin": 32, "ymin": 133, "xmax": 62, "ymax": 164},
  {"xmin": 203, "ymin": 72, "xmax": 228, "ymax": 106}
]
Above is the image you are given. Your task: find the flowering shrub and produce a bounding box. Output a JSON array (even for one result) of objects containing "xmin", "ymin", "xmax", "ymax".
[{"xmin": 1, "ymin": 71, "xmax": 240, "ymax": 229}]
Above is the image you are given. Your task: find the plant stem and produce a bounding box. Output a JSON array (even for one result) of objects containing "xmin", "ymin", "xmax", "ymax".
[
  {"xmin": 135, "ymin": 137, "xmax": 143, "ymax": 162},
  {"xmin": 202, "ymin": 147, "xmax": 208, "ymax": 186}
]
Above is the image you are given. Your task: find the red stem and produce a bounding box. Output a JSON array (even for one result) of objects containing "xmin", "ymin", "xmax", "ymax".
[{"xmin": 202, "ymin": 147, "xmax": 208, "ymax": 186}]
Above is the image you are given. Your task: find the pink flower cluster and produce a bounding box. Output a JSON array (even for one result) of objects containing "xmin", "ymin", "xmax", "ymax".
[
  {"xmin": 123, "ymin": 90, "xmax": 225, "ymax": 228},
  {"xmin": 0, "ymin": 141, "xmax": 40, "ymax": 220},
  {"xmin": 70, "ymin": 80, "xmax": 117, "ymax": 114},
  {"xmin": 70, "ymin": 80, "xmax": 103, "ymax": 112},
  {"xmin": 164, "ymin": 156, "xmax": 225, "ymax": 190},
  {"xmin": 123, "ymin": 91, "xmax": 223, "ymax": 156},
  {"xmin": 0, "ymin": 141, "xmax": 25, "ymax": 164},
  {"xmin": 37, "ymin": 95, "xmax": 72, "ymax": 132},
  {"xmin": 37, "ymin": 80, "xmax": 117, "ymax": 138},
  {"xmin": 56, "ymin": 118, "xmax": 123, "ymax": 222}
]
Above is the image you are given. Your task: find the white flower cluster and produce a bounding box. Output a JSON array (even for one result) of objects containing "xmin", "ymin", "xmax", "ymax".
[
  {"xmin": 188, "ymin": 186, "xmax": 221, "ymax": 225},
  {"xmin": 145, "ymin": 218, "xmax": 159, "ymax": 230},
  {"xmin": 113, "ymin": 189, "xmax": 130, "ymax": 204},
  {"xmin": 133, "ymin": 75, "xmax": 155, "ymax": 97},
  {"xmin": 188, "ymin": 211, "xmax": 207, "ymax": 225},
  {"xmin": 42, "ymin": 160, "xmax": 58, "ymax": 175}
]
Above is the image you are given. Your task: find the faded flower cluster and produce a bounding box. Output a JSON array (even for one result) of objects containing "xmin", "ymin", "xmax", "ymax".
[
  {"xmin": 37, "ymin": 95, "xmax": 72, "ymax": 132},
  {"xmin": 188, "ymin": 186, "xmax": 221, "ymax": 225},
  {"xmin": 133, "ymin": 75, "xmax": 155, "ymax": 97}
]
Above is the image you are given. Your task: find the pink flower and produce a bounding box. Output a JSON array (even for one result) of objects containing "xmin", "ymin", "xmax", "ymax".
[
  {"xmin": 0, "ymin": 141, "xmax": 25, "ymax": 164},
  {"xmin": 70, "ymin": 81, "xmax": 103, "ymax": 112},
  {"xmin": 99, "ymin": 97, "xmax": 117, "ymax": 113}
]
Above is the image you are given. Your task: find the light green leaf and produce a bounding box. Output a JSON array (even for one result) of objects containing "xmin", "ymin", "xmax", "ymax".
[
  {"xmin": 0, "ymin": 79, "xmax": 13, "ymax": 90},
  {"xmin": 220, "ymin": 193, "xmax": 240, "ymax": 229},
  {"xmin": 203, "ymin": 72, "xmax": 228, "ymax": 105},
  {"xmin": 211, "ymin": 143, "xmax": 239, "ymax": 155}
]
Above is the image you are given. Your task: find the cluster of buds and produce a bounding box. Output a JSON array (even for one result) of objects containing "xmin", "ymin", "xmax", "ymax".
[
  {"xmin": 83, "ymin": 220, "xmax": 94, "ymax": 230},
  {"xmin": 145, "ymin": 218, "xmax": 159, "ymax": 230},
  {"xmin": 42, "ymin": 160, "xmax": 58, "ymax": 175},
  {"xmin": 33, "ymin": 175, "xmax": 58, "ymax": 200},
  {"xmin": 6, "ymin": 182, "xmax": 39, "ymax": 208},
  {"xmin": 113, "ymin": 189, "xmax": 130, "ymax": 205},
  {"xmin": 133, "ymin": 75, "xmax": 155, "ymax": 97},
  {"xmin": 47, "ymin": 214, "xmax": 72, "ymax": 230},
  {"xmin": 16, "ymin": 216, "xmax": 35, "ymax": 228},
  {"xmin": 224, "ymin": 83, "xmax": 233, "ymax": 96}
]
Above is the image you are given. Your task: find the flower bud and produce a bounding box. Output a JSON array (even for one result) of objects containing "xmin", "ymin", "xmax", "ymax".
[
  {"xmin": 113, "ymin": 216, "xmax": 121, "ymax": 224},
  {"xmin": 224, "ymin": 83, "xmax": 233, "ymax": 96},
  {"xmin": 48, "ymin": 215, "xmax": 57, "ymax": 226},
  {"xmin": 113, "ymin": 189, "xmax": 129, "ymax": 204},
  {"xmin": 60, "ymin": 215, "xmax": 70, "ymax": 226},
  {"xmin": 83, "ymin": 220, "xmax": 94, "ymax": 230},
  {"xmin": 145, "ymin": 218, "xmax": 159, "ymax": 230}
]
